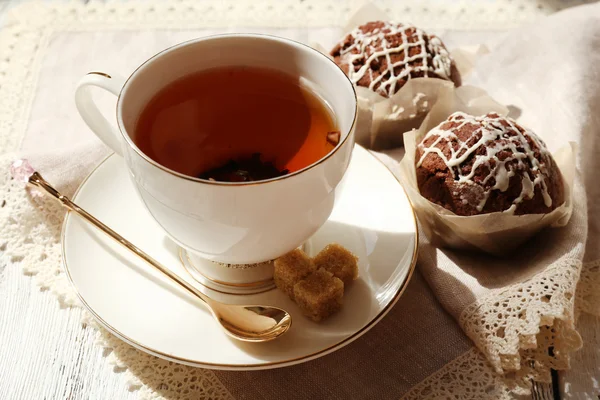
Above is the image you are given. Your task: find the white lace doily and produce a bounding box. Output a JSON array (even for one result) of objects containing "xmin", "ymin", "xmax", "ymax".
[
  {"xmin": 0, "ymin": 153, "xmax": 235, "ymax": 399},
  {"xmin": 460, "ymin": 256, "xmax": 583, "ymax": 390},
  {"xmin": 1, "ymin": 1, "xmax": 600, "ymax": 399}
]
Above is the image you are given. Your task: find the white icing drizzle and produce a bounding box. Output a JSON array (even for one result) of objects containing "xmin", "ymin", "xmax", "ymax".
[
  {"xmin": 417, "ymin": 112, "xmax": 554, "ymax": 212},
  {"xmin": 334, "ymin": 21, "xmax": 453, "ymax": 97}
]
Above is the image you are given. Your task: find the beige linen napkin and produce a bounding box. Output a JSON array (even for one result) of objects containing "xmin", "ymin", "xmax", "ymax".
[{"xmin": 411, "ymin": 2, "xmax": 600, "ymax": 387}]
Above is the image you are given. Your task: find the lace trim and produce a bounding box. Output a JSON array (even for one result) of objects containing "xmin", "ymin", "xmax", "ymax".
[
  {"xmin": 401, "ymin": 348, "xmax": 512, "ymax": 400},
  {"xmin": 0, "ymin": 20, "xmax": 47, "ymax": 152},
  {"xmin": 576, "ymin": 259, "xmax": 600, "ymax": 317},
  {"xmin": 459, "ymin": 257, "xmax": 583, "ymax": 387},
  {"xmin": 84, "ymin": 314, "xmax": 234, "ymax": 400},
  {"xmin": 0, "ymin": 156, "xmax": 233, "ymax": 400},
  {"xmin": 401, "ymin": 257, "xmax": 600, "ymax": 400},
  {"xmin": 3, "ymin": 0, "xmax": 591, "ymax": 33}
]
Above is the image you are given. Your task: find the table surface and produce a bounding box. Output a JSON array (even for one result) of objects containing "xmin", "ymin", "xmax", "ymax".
[{"xmin": 0, "ymin": 1, "xmax": 598, "ymax": 399}]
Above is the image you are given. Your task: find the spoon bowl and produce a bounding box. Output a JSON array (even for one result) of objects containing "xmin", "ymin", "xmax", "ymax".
[{"xmin": 210, "ymin": 305, "xmax": 292, "ymax": 342}]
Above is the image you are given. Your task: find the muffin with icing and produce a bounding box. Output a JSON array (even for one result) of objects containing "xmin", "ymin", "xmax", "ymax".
[
  {"xmin": 416, "ymin": 112, "xmax": 564, "ymax": 216},
  {"xmin": 330, "ymin": 21, "xmax": 461, "ymax": 98}
]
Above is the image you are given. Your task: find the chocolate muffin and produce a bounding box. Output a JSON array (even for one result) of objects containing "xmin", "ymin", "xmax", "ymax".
[
  {"xmin": 330, "ymin": 21, "xmax": 461, "ymax": 98},
  {"xmin": 416, "ymin": 112, "xmax": 564, "ymax": 216}
]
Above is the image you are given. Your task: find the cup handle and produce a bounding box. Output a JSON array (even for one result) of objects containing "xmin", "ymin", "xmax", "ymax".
[{"xmin": 75, "ymin": 71, "xmax": 126, "ymax": 156}]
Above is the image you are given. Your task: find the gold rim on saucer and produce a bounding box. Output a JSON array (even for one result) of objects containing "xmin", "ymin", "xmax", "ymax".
[{"xmin": 61, "ymin": 150, "xmax": 419, "ymax": 370}]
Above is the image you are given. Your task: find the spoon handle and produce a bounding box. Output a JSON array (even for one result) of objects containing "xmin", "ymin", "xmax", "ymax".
[{"xmin": 28, "ymin": 171, "xmax": 210, "ymax": 307}]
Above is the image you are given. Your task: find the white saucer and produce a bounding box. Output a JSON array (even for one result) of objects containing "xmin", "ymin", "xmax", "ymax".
[{"xmin": 62, "ymin": 145, "xmax": 417, "ymax": 370}]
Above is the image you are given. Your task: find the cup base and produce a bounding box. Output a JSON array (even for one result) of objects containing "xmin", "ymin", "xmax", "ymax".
[
  {"xmin": 179, "ymin": 242, "xmax": 312, "ymax": 295},
  {"xmin": 179, "ymin": 249, "xmax": 273, "ymax": 295}
]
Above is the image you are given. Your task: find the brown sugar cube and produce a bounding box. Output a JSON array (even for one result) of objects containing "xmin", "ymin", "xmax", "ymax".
[
  {"xmin": 293, "ymin": 268, "xmax": 344, "ymax": 322},
  {"xmin": 274, "ymin": 249, "xmax": 316, "ymax": 300},
  {"xmin": 313, "ymin": 243, "xmax": 359, "ymax": 285}
]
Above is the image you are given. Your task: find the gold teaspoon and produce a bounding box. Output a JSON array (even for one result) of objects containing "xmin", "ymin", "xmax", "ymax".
[{"xmin": 27, "ymin": 171, "xmax": 291, "ymax": 342}]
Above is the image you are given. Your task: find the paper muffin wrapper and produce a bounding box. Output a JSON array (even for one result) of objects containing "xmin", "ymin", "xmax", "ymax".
[
  {"xmin": 362, "ymin": 78, "xmax": 456, "ymax": 149},
  {"xmin": 397, "ymin": 84, "xmax": 576, "ymax": 256},
  {"xmin": 316, "ymin": 2, "xmax": 482, "ymax": 150}
]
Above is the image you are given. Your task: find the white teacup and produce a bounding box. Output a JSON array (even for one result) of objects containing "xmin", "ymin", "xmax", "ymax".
[{"xmin": 75, "ymin": 34, "xmax": 357, "ymax": 289}]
